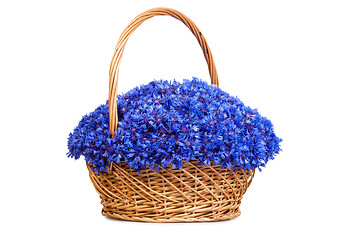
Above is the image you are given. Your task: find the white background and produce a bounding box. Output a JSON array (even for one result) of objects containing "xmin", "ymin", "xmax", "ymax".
[{"xmin": 1, "ymin": 0, "xmax": 359, "ymax": 239}]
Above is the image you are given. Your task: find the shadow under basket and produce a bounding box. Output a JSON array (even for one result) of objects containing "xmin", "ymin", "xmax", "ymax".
[{"xmin": 87, "ymin": 161, "xmax": 254, "ymax": 222}]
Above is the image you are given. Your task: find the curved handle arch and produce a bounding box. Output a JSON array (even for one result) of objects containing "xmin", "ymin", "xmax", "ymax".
[{"xmin": 109, "ymin": 7, "xmax": 219, "ymax": 136}]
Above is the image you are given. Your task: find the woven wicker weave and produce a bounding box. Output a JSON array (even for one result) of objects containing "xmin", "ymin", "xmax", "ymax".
[
  {"xmin": 87, "ymin": 7, "xmax": 255, "ymax": 222},
  {"xmin": 88, "ymin": 161, "xmax": 254, "ymax": 222}
]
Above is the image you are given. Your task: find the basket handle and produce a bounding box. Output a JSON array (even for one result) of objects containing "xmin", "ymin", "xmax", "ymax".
[{"xmin": 109, "ymin": 7, "xmax": 219, "ymax": 136}]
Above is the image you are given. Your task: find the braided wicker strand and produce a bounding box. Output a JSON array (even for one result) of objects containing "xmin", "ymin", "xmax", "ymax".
[{"xmin": 87, "ymin": 8, "xmax": 255, "ymax": 222}]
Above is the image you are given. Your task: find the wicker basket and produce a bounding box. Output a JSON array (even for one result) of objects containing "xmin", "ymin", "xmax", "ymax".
[{"xmin": 87, "ymin": 7, "xmax": 255, "ymax": 222}]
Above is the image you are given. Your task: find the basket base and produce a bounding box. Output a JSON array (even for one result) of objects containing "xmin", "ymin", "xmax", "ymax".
[{"xmin": 102, "ymin": 208, "xmax": 241, "ymax": 223}]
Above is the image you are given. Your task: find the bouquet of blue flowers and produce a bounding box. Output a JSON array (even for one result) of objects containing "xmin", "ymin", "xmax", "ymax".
[{"xmin": 67, "ymin": 78, "xmax": 281, "ymax": 174}]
